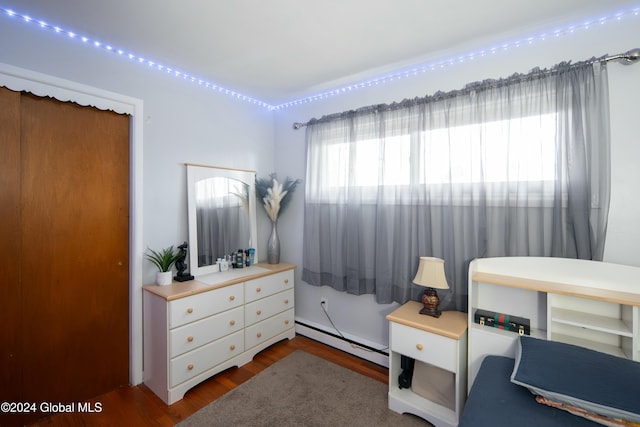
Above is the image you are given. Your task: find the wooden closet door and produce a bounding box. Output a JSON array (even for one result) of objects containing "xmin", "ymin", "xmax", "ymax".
[
  {"xmin": 0, "ymin": 88, "xmax": 22, "ymax": 410},
  {"xmin": 19, "ymin": 93, "xmax": 130, "ymax": 404}
]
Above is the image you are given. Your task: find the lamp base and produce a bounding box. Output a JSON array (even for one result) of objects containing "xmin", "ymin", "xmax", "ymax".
[
  {"xmin": 419, "ymin": 306, "xmax": 442, "ymax": 318},
  {"xmin": 420, "ymin": 287, "xmax": 442, "ymax": 318}
]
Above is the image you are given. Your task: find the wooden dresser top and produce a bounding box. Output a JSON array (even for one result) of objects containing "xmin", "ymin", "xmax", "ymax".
[{"xmin": 143, "ymin": 262, "xmax": 295, "ymax": 301}]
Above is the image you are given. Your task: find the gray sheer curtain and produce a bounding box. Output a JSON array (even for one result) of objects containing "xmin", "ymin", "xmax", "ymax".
[{"xmin": 302, "ymin": 60, "xmax": 610, "ymax": 311}]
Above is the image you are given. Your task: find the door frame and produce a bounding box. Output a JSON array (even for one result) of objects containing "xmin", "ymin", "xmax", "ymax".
[{"xmin": 0, "ymin": 62, "xmax": 144, "ymax": 385}]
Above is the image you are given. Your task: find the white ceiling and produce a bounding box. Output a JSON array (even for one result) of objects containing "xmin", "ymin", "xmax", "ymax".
[{"xmin": 3, "ymin": 0, "xmax": 638, "ymax": 105}]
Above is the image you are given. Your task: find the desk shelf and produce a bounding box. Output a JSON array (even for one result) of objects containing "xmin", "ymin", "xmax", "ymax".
[{"xmin": 550, "ymin": 308, "xmax": 633, "ymax": 337}]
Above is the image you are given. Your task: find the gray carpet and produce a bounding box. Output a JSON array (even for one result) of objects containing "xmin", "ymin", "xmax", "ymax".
[{"xmin": 176, "ymin": 350, "xmax": 430, "ymax": 427}]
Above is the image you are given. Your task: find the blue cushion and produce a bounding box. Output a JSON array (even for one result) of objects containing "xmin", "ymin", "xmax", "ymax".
[
  {"xmin": 461, "ymin": 356, "xmax": 598, "ymax": 427},
  {"xmin": 510, "ymin": 336, "xmax": 640, "ymax": 423}
]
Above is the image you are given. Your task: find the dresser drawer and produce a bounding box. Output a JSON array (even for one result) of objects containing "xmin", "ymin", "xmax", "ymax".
[
  {"xmin": 391, "ymin": 322, "xmax": 457, "ymax": 372},
  {"xmin": 169, "ymin": 283, "xmax": 243, "ymax": 328},
  {"xmin": 245, "ymin": 289, "xmax": 294, "ymax": 326},
  {"xmin": 245, "ymin": 270, "xmax": 294, "ymax": 303},
  {"xmin": 245, "ymin": 308, "xmax": 295, "ymax": 349},
  {"xmin": 170, "ymin": 330, "xmax": 244, "ymax": 387},
  {"xmin": 170, "ymin": 306, "xmax": 244, "ymax": 358}
]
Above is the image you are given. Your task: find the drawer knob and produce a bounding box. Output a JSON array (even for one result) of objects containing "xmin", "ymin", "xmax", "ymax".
[
  {"xmin": 284, "ymin": 279, "xmax": 289, "ymax": 284},
  {"xmin": 285, "ymin": 320, "xmax": 290, "ymax": 325},
  {"xmin": 416, "ymin": 344, "xmax": 424, "ymax": 351},
  {"xmin": 284, "ymin": 299, "xmax": 289, "ymax": 304},
  {"xmin": 229, "ymin": 320, "xmax": 235, "ymax": 326},
  {"xmin": 187, "ymin": 336, "xmax": 194, "ymax": 342},
  {"xmin": 229, "ymin": 295, "xmax": 235, "ymax": 301},
  {"xmin": 256, "ymin": 287, "xmax": 262, "ymax": 293},
  {"xmin": 256, "ymin": 310, "xmax": 262, "ymax": 315},
  {"xmin": 187, "ymin": 308, "xmax": 193, "ymax": 314},
  {"xmin": 256, "ymin": 332, "xmax": 262, "ymax": 338},
  {"xmin": 187, "ymin": 364, "xmax": 194, "ymax": 370},
  {"xmin": 230, "ymin": 345, "xmax": 236, "ymax": 351}
]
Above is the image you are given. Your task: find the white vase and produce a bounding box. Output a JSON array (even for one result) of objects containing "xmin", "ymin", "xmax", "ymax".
[{"xmin": 156, "ymin": 271, "xmax": 173, "ymax": 286}]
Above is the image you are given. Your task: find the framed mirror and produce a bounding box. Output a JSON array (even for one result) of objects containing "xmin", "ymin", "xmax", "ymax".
[{"xmin": 186, "ymin": 164, "xmax": 258, "ymax": 277}]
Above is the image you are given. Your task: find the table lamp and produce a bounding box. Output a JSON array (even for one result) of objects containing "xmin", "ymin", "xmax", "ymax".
[{"xmin": 413, "ymin": 257, "xmax": 449, "ymax": 318}]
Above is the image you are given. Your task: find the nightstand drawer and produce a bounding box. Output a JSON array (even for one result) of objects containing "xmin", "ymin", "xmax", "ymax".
[{"xmin": 391, "ymin": 322, "xmax": 457, "ymax": 372}]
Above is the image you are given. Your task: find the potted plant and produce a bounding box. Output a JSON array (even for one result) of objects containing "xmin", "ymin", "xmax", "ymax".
[{"xmin": 145, "ymin": 245, "xmax": 181, "ymax": 285}]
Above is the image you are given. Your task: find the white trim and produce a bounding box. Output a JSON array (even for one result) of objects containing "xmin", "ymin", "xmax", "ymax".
[
  {"xmin": 295, "ymin": 320, "xmax": 389, "ymax": 367},
  {"xmin": 0, "ymin": 62, "xmax": 144, "ymax": 386}
]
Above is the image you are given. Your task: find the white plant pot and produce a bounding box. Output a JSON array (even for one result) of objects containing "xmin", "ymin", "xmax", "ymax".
[{"xmin": 156, "ymin": 271, "xmax": 173, "ymax": 286}]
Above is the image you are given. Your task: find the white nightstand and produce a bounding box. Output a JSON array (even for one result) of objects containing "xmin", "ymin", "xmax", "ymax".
[{"xmin": 387, "ymin": 301, "xmax": 468, "ymax": 427}]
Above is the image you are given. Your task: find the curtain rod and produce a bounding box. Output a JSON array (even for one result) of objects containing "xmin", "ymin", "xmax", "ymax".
[{"xmin": 292, "ymin": 48, "xmax": 640, "ymax": 130}]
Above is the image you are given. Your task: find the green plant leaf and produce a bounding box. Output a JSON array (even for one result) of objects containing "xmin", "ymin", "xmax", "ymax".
[{"xmin": 145, "ymin": 245, "xmax": 180, "ymax": 272}]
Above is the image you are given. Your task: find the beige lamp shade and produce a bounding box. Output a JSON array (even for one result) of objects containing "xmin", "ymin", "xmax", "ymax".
[{"xmin": 413, "ymin": 257, "xmax": 449, "ymax": 290}]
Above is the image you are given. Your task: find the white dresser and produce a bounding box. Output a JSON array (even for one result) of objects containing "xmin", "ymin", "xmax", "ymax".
[{"xmin": 143, "ymin": 263, "xmax": 295, "ymax": 404}]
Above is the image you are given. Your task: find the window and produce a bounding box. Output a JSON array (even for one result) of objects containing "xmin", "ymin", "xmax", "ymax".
[{"xmin": 310, "ymin": 113, "xmax": 558, "ymax": 203}]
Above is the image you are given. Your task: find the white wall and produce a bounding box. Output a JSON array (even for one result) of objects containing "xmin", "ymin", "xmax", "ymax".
[{"xmin": 274, "ymin": 13, "xmax": 640, "ymax": 351}]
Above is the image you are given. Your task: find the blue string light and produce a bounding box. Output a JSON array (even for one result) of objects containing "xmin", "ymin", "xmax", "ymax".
[
  {"xmin": 1, "ymin": 5, "xmax": 638, "ymax": 111},
  {"xmin": 271, "ymin": 5, "xmax": 640, "ymax": 110},
  {"xmin": 0, "ymin": 6, "xmax": 273, "ymax": 109}
]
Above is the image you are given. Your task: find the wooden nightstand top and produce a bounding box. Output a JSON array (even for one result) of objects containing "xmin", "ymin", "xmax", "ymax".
[{"xmin": 387, "ymin": 301, "xmax": 467, "ymax": 340}]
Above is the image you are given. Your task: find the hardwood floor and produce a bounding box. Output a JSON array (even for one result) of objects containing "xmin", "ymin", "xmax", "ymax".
[{"xmin": 27, "ymin": 335, "xmax": 389, "ymax": 427}]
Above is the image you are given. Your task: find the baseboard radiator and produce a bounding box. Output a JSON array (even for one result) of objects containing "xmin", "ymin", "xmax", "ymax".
[{"xmin": 295, "ymin": 320, "xmax": 389, "ymax": 368}]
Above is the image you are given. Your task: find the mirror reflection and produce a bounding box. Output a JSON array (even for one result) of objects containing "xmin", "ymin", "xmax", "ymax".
[
  {"xmin": 195, "ymin": 176, "xmax": 250, "ymax": 267},
  {"xmin": 187, "ymin": 164, "xmax": 257, "ymax": 277}
]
